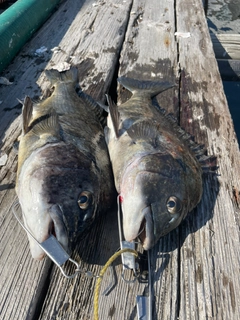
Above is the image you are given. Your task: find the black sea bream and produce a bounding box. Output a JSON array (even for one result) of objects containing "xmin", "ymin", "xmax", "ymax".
[
  {"xmin": 105, "ymin": 77, "xmax": 215, "ymax": 250},
  {"xmin": 16, "ymin": 67, "xmax": 114, "ymax": 259}
]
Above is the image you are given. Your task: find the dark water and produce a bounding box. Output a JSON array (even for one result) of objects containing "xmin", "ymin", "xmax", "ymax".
[
  {"xmin": 223, "ymin": 81, "xmax": 240, "ymax": 142},
  {"xmin": 205, "ymin": 0, "xmax": 240, "ymax": 145},
  {"xmin": 205, "ymin": 0, "xmax": 240, "ymax": 22}
]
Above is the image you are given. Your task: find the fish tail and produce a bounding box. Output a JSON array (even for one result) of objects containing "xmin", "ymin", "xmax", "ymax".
[
  {"xmin": 118, "ymin": 77, "xmax": 175, "ymax": 98},
  {"xmin": 45, "ymin": 67, "xmax": 78, "ymax": 86}
]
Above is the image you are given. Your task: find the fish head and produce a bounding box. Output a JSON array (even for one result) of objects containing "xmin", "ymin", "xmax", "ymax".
[
  {"xmin": 120, "ymin": 153, "xmax": 202, "ymax": 250},
  {"xmin": 43, "ymin": 164, "xmax": 100, "ymax": 252},
  {"xmin": 17, "ymin": 144, "xmax": 104, "ymax": 260}
]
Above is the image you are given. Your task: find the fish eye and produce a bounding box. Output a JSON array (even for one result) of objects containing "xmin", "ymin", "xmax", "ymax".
[
  {"xmin": 166, "ymin": 196, "xmax": 182, "ymax": 214},
  {"xmin": 78, "ymin": 191, "xmax": 92, "ymax": 210}
]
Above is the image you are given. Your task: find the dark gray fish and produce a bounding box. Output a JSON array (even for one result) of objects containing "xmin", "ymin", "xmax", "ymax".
[
  {"xmin": 105, "ymin": 77, "xmax": 215, "ymax": 250},
  {"xmin": 16, "ymin": 67, "xmax": 114, "ymax": 259}
]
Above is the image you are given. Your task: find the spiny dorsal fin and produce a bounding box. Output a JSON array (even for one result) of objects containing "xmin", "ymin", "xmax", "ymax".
[
  {"xmin": 198, "ymin": 155, "xmax": 218, "ymax": 172},
  {"xmin": 162, "ymin": 111, "xmax": 208, "ymax": 159},
  {"xmin": 106, "ymin": 94, "xmax": 120, "ymax": 138},
  {"xmin": 165, "ymin": 113, "xmax": 178, "ymax": 123},
  {"xmin": 163, "ymin": 110, "xmax": 218, "ymax": 172},
  {"xmin": 118, "ymin": 76, "xmax": 175, "ymax": 98},
  {"xmin": 31, "ymin": 111, "xmax": 61, "ymax": 139},
  {"xmin": 22, "ymin": 96, "xmax": 33, "ymax": 135},
  {"xmin": 127, "ymin": 121, "xmax": 160, "ymax": 148},
  {"xmin": 78, "ymin": 90, "xmax": 107, "ymax": 128},
  {"xmin": 45, "ymin": 67, "xmax": 78, "ymax": 87}
]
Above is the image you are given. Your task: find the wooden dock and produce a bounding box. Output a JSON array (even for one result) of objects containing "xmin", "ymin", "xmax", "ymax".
[
  {"xmin": 0, "ymin": 0, "xmax": 240, "ymax": 319},
  {"xmin": 205, "ymin": 0, "xmax": 240, "ymax": 80}
]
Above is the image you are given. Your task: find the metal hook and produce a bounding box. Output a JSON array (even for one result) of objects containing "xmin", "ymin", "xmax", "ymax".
[
  {"xmin": 12, "ymin": 201, "xmax": 87, "ymax": 279},
  {"xmin": 102, "ymin": 265, "xmax": 115, "ymax": 296},
  {"xmin": 117, "ymin": 195, "xmax": 139, "ymax": 283},
  {"xmin": 116, "ymin": 196, "xmax": 153, "ymax": 318},
  {"xmin": 136, "ymin": 250, "xmax": 153, "ymax": 320}
]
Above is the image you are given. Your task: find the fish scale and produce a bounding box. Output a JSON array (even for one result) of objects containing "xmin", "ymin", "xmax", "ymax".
[
  {"xmin": 16, "ymin": 67, "xmax": 115, "ymax": 260},
  {"xmin": 105, "ymin": 76, "xmax": 216, "ymax": 250}
]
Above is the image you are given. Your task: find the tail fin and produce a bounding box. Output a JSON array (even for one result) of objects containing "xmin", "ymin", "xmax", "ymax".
[
  {"xmin": 118, "ymin": 77, "xmax": 175, "ymax": 98},
  {"xmin": 45, "ymin": 67, "xmax": 78, "ymax": 86}
]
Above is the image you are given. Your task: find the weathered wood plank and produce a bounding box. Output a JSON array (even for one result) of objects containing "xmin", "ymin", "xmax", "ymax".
[
  {"xmin": 0, "ymin": 1, "xmax": 88, "ymax": 319},
  {"xmin": 0, "ymin": 189, "xmax": 52, "ymax": 320},
  {"xmin": 118, "ymin": 0, "xmax": 178, "ymax": 114},
  {"xmin": 118, "ymin": 1, "xmax": 180, "ymax": 319},
  {"xmin": 0, "ymin": 0, "xmax": 240, "ymax": 319},
  {"xmin": 118, "ymin": 0, "xmax": 240, "ymax": 319},
  {"xmin": 176, "ymin": 0, "xmax": 240, "ymax": 319},
  {"xmin": 0, "ymin": 0, "xmax": 133, "ymax": 319}
]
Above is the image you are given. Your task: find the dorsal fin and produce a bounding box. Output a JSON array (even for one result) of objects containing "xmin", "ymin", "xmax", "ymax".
[
  {"xmin": 31, "ymin": 111, "xmax": 61, "ymax": 139},
  {"xmin": 21, "ymin": 96, "xmax": 33, "ymax": 135},
  {"xmin": 118, "ymin": 77, "xmax": 175, "ymax": 98},
  {"xmin": 160, "ymin": 110, "xmax": 209, "ymax": 160},
  {"xmin": 197, "ymin": 154, "xmax": 218, "ymax": 172},
  {"xmin": 162, "ymin": 109, "xmax": 218, "ymax": 172},
  {"xmin": 106, "ymin": 94, "xmax": 120, "ymax": 138},
  {"xmin": 127, "ymin": 121, "xmax": 160, "ymax": 148}
]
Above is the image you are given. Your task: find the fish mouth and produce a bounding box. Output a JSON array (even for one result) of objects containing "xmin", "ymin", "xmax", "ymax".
[
  {"xmin": 30, "ymin": 204, "xmax": 69, "ymax": 260},
  {"xmin": 137, "ymin": 206, "xmax": 154, "ymax": 250},
  {"xmin": 49, "ymin": 204, "xmax": 69, "ymax": 251},
  {"xmin": 124, "ymin": 206, "xmax": 154, "ymax": 251}
]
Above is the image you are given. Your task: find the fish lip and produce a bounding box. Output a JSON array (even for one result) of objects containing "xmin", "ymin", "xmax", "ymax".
[
  {"xmin": 48, "ymin": 204, "xmax": 69, "ymax": 253},
  {"xmin": 31, "ymin": 204, "xmax": 69, "ymax": 260},
  {"xmin": 138, "ymin": 206, "xmax": 154, "ymax": 250}
]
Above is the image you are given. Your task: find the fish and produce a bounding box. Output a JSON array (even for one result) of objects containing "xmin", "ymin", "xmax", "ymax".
[
  {"xmin": 105, "ymin": 77, "xmax": 216, "ymax": 250},
  {"xmin": 16, "ymin": 67, "xmax": 115, "ymax": 260}
]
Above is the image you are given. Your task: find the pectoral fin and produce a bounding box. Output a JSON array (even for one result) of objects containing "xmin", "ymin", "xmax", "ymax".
[
  {"xmin": 31, "ymin": 111, "xmax": 61, "ymax": 140},
  {"xmin": 127, "ymin": 120, "xmax": 160, "ymax": 148}
]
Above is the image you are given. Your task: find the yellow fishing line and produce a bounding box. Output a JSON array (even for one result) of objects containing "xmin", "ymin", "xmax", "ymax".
[{"xmin": 93, "ymin": 248, "xmax": 138, "ymax": 320}]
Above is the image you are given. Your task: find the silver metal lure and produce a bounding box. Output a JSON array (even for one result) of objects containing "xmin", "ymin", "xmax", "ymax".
[
  {"xmin": 117, "ymin": 195, "xmax": 153, "ymax": 319},
  {"xmin": 117, "ymin": 195, "xmax": 139, "ymax": 283},
  {"xmin": 136, "ymin": 250, "xmax": 153, "ymax": 320},
  {"xmin": 12, "ymin": 201, "xmax": 94, "ymax": 279}
]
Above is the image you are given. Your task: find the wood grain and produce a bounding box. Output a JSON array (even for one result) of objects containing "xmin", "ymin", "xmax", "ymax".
[
  {"xmin": 177, "ymin": 0, "xmax": 240, "ymax": 319},
  {"xmin": 118, "ymin": 1, "xmax": 180, "ymax": 319},
  {"xmin": 0, "ymin": 0, "xmax": 240, "ymax": 319},
  {"xmin": 0, "ymin": 0, "xmax": 133, "ymax": 319}
]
